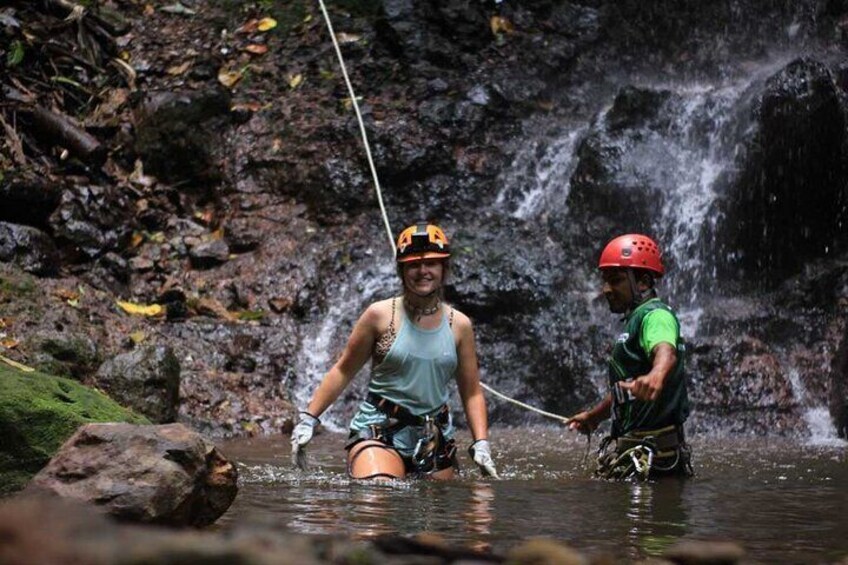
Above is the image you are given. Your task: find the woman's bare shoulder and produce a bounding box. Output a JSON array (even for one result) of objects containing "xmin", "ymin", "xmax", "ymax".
[{"xmin": 362, "ymin": 297, "xmax": 398, "ymax": 324}]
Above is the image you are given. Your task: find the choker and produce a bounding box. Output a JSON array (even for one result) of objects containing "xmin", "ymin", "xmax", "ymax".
[{"xmin": 404, "ymin": 296, "xmax": 441, "ymax": 321}]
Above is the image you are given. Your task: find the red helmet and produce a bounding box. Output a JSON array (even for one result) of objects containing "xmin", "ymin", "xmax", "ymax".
[
  {"xmin": 598, "ymin": 234, "xmax": 664, "ymax": 276},
  {"xmin": 396, "ymin": 223, "xmax": 451, "ymax": 263}
]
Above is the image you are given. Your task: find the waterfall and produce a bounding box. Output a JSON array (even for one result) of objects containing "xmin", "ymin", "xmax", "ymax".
[
  {"xmin": 495, "ymin": 124, "xmax": 587, "ymax": 220},
  {"xmin": 293, "ymin": 261, "xmax": 397, "ymax": 431},
  {"xmin": 786, "ymin": 367, "xmax": 845, "ymax": 445}
]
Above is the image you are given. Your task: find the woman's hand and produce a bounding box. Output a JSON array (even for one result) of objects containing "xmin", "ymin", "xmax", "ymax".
[{"xmin": 469, "ymin": 439, "xmax": 499, "ymax": 478}]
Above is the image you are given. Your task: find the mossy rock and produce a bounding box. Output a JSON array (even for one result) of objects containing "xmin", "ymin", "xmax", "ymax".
[{"xmin": 0, "ymin": 363, "xmax": 149, "ymax": 495}]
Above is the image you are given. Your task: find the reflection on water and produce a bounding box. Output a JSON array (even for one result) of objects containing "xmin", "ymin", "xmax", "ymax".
[{"xmin": 219, "ymin": 428, "xmax": 848, "ymax": 563}]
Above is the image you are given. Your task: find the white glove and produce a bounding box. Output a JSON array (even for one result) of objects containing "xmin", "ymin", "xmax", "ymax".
[
  {"xmin": 291, "ymin": 411, "xmax": 320, "ymax": 469},
  {"xmin": 468, "ymin": 439, "xmax": 499, "ymax": 479}
]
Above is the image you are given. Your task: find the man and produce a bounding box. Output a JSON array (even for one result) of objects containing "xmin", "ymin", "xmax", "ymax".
[{"xmin": 569, "ymin": 234, "xmax": 691, "ymax": 479}]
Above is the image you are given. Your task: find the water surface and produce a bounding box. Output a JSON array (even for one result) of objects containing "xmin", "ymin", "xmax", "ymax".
[{"xmin": 219, "ymin": 428, "xmax": 848, "ymax": 563}]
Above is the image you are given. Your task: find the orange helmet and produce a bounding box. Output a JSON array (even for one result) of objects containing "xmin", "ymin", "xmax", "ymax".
[
  {"xmin": 396, "ymin": 223, "xmax": 451, "ymax": 263},
  {"xmin": 599, "ymin": 234, "xmax": 665, "ymax": 276}
]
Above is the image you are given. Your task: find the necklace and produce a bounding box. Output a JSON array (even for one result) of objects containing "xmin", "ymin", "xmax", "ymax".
[{"xmin": 404, "ymin": 296, "xmax": 441, "ymax": 322}]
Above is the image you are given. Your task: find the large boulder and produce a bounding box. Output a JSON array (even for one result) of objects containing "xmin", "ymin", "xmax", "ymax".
[
  {"xmin": 94, "ymin": 346, "xmax": 181, "ymax": 424},
  {"xmin": 28, "ymin": 423, "xmax": 238, "ymax": 527},
  {"xmin": 0, "ymin": 365, "xmax": 148, "ymax": 494},
  {"xmin": 716, "ymin": 58, "xmax": 848, "ymax": 281}
]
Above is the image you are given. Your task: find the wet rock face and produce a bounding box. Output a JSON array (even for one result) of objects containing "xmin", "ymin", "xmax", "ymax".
[
  {"xmin": 719, "ymin": 58, "xmax": 848, "ymax": 281},
  {"xmin": 49, "ymin": 184, "xmax": 134, "ymax": 261},
  {"xmin": 0, "ymin": 222, "xmax": 59, "ymax": 276},
  {"xmin": 133, "ymin": 89, "xmax": 231, "ymax": 186},
  {"xmin": 829, "ymin": 324, "xmax": 848, "ymax": 438},
  {"xmin": 0, "ymin": 174, "xmax": 62, "ymax": 229},
  {"xmin": 564, "ymin": 86, "xmax": 674, "ymax": 246},
  {"xmin": 29, "ymin": 423, "xmax": 237, "ymax": 527},
  {"xmin": 95, "ymin": 346, "xmax": 181, "ymax": 424}
]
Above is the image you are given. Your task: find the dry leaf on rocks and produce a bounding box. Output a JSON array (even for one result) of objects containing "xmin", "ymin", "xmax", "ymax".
[{"xmin": 116, "ymin": 300, "xmax": 164, "ymax": 317}]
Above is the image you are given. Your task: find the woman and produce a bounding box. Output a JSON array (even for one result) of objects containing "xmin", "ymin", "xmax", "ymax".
[{"xmin": 291, "ymin": 222, "xmax": 498, "ymax": 480}]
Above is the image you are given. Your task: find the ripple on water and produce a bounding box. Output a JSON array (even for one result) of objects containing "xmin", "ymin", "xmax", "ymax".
[{"xmin": 219, "ymin": 428, "xmax": 848, "ymax": 562}]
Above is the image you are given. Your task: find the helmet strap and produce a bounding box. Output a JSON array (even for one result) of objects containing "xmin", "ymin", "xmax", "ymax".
[{"xmin": 625, "ymin": 269, "xmax": 656, "ymax": 313}]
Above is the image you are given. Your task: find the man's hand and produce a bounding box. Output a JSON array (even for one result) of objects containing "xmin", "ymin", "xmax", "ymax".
[
  {"xmin": 618, "ymin": 371, "xmax": 666, "ymax": 401},
  {"xmin": 567, "ymin": 411, "xmax": 597, "ymax": 435},
  {"xmin": 468, "ymin": 439, "xmax": 499, "ymax": 479}
]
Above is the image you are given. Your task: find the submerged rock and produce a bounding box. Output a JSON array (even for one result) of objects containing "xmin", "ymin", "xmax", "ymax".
[
  {"xmin": 0, "ymin": 365, "xmax": 148, "ymax": 495},
  {"xmin": 663, "ymin": 539, "xmax": 746, "ymax": 564},
  {"xmin": 29, "ymin": 423, "xmax": 237, "ymax": 527}
]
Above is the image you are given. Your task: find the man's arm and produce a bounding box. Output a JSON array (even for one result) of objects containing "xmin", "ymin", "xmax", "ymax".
[{"xmin": 618, "ymin": 343, "xmax": 677, "ymax": 402}]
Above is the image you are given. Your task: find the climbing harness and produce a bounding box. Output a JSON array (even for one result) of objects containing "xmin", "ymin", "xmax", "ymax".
[
  {"xmin": 318, "ymin": 2, "xmax": 575, "ymax": 428},
  {"xmin": 345, "ymin": 393, "xmax": 457, "ymax": 476},
  {"xmin": 595, "ymin": 425, "xmax": 692, "ymax": 480}
]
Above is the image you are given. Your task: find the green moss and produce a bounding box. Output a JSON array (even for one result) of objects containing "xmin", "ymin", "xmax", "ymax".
[{"xmin": 0, "ymin": 363, "xmax": 149, "ymax": 494}]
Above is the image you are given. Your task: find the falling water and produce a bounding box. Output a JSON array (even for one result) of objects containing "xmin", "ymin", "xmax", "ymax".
[
  {"xmin": 786, "ymin": 367, "xmax": 845, "ymax": 445},
  {"xmin": 293, "ymin": 261, "xmax": 397, "ymax": 430},
  {"xmin": 495, "ymin": 125, "xmax": 587, "ymax": 220}
]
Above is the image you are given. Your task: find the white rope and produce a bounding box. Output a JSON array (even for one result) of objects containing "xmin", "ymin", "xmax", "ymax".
[
  {"xmin": 317, "ymin": 0, "xmax": 395, "ymax": 256},
  {"xmin": 480, "ymin": 382, "xmax": 572, "ymax": 424},
  {"xmin": 318, "ymin": 1, "xmax": 574, "ymax": 425}
]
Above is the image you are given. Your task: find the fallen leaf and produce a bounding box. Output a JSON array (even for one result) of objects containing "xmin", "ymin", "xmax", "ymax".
[
  {"xmin": 129, "ymin": 331, "xmax": 146, "ymax": 344},
  {"xmin": 268, "ymin": 297, "xmax": 292, "ymax": 313},
  {"xmin": 194, "ymin": 209, "xmax": 215, "ymax": 225},
  {"xmin": 54, "ymin": 288, "xmax": 80, "ymax": 301},
  {"xmin": 218, "ymin": 68, "xmax": 244, "ymax": 88},
  {"xmin": 257, "ymin": 17, "xmax": 277, "ymax": 31},
  {"xmin": 231, "ymin": 101, "xmax": 263, "ymax": 113},
  {"xmin": 194, "ymin": 298, "xmax": 237, "ymax": 321},
  {"xmin": 117, "ymin": 300, "xmax": 164, "ymax": 317},
  {"xmin": 160, "ymin": 3, "xmax": 196, "ymax": 15},
  {"xmin": 1, "ymin": 338, "xmax": 19, "ymax": 349},
  {"xmin": 236, "ymin": 310, "xmax": 264, "ymax": 321},
  {"xmin": 0, "ymin": 354, "xmax": 35, "ymax": 372},
  {"xmin": 244, "ymin": 44, "xmax": 268, "ymax": 55},
  {"xmin": 336, "ymin": 32, "xmax": 361, "ymax": 44},
  {"xmin": 237, "ymin": 18, "xmax": 259, "ymax": 34},
  {"xmin": 143, "ymin": 4, "xmax": 155, "ymax": 16},
  {"xmin": 167, "ymin": 61, "xmax": 192, "ymax": 75},
  {"xmin": 131, "ymin": 232, "xmax": 144, "ymax": 248},
  {"xmin": 287, "ymin": 73, "xmax": 303, "ymax": 89},
  {"xmin": 490, "ymin": 16, "xmax": 514, "ymax": 35}
]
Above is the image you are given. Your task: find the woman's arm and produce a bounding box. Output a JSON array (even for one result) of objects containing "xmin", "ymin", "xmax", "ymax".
[
  {"xmin": 305, "ymin": 304, "xmax": 380, "ymax": 418},
  {"xmin": 454, "ymin": 313, "xmax": 488, "ymax": 442}
]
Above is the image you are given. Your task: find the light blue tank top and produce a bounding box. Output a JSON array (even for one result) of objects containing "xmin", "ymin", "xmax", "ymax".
[{"xmin": 349, "ymin": 306, "xmax": 458, "ymax": 433}]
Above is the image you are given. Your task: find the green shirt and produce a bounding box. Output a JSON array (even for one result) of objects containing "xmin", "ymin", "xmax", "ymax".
[{"xmin": 608, "ymin": 298, "xmax": 689, "ymax": 437}]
